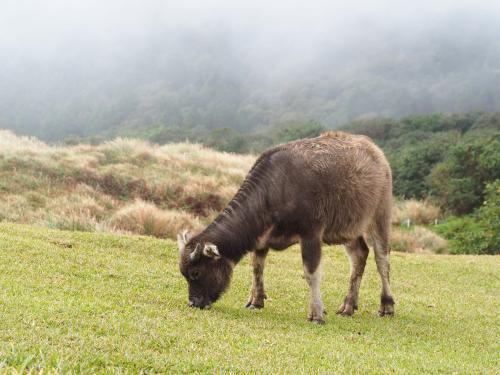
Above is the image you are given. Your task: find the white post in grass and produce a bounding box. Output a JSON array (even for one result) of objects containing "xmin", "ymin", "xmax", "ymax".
[{"xmin": 406, "ymin": 218, "xmax": 411, "ymax": 228}]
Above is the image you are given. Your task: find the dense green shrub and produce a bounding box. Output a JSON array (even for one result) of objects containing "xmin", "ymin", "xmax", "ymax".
[
  {"xmin": 203, "ymin": 121, "xmax": 325, "ymax": 153},
  {"xmin": 342, "ymin": 112, "xmax": 500, "ymax": 215},
  {"xmin": 275, "ymin": 121, "xmax": 326, "ymax": 143},
  {"xmin": 434, "ymin": 180, "xmax": 499, "ymax": 254},
  {"xmin": 391, "ymin": 133, "xmax": 456, "ymax": 199},
  {"xmin": 427, "ymin": 135, "xmax": 500, "ymax": 214}
]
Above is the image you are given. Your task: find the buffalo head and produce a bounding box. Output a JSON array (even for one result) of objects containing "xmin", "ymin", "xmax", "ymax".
[{"xmin": 178, "ymin": 231, "xmax": 233, "ymax": 309}]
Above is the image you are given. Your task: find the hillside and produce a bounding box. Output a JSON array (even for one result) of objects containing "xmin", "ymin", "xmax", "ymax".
[
  {"xmin": 0, "ymin": 223, "xmax": 498, "ymax": 373},
  {"xmin": 0, "ymin": 130, "xmax": 452, "ymax": 254},
  {"xmin": 0, "ymin": 130, "xmax": 253, "ymax": 237},
  {"xmin": 2, "ymin": 9, "xmax": 500, "ymax": 141}
]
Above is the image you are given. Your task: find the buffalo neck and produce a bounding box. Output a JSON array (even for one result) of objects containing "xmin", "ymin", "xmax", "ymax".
[{"xmin": 195, "ymin": 156, "xmax": 276, "ymax": 263}]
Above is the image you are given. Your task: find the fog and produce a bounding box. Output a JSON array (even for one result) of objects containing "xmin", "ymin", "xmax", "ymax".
[{"xmin": 1, "ymin": 0, "xmax": 500, "ymax": 140}]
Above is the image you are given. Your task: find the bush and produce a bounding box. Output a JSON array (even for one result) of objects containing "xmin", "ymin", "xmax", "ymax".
[
  {"xmin": 275, "ymin": 121, "xmax": 326, "ymax": 143},
  {"xmin": 391, "ymin": 137, "xmax": 452, "ymax": 199},
  {"xmin": 435, "ymin": 180, "xmax": 499, "ymax": 254},
  {"xmin": 475, "ymin": 180, "xmax": 500, "ymax": 250},
  {"xmin": 435, "ymin": 217, "xmax": 488, "ymax": 254},
  {"xmin": 342, "ymin": 113, "xmax": 499, "ymax": 216},
  {"xmin": 427, "ymin": 136, "xmax": 500, "ymax": 214}
]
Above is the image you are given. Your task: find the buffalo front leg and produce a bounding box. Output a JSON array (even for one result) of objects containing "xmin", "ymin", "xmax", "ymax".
[
  {"xmin": 246, "ymin": 248, "xmax": 269, "ymax": 309},
  {"xmin": 301, "ymin": 235, "xmax": 325, "ymax": 324},
  {"xmin": 337, "ymin": 236, "xmax": 369, "ymax": 316}
]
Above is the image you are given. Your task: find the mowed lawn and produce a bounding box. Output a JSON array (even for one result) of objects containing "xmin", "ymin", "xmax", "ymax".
[{"xmin": 0, "ymin": 223, "xmax": 498, "ymax": 373}]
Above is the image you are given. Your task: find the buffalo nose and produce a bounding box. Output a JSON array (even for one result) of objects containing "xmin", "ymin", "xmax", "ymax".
[{"xmin": 189, "ymin": 296, "xmax": 204, "ymax": 308}]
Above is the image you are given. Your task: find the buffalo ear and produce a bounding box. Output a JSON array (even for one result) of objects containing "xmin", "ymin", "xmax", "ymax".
[
  {"xmin": 203, "ymin": 243, "xmax": 220, "ymax": 259},
  {"xmin": 177, "ymin": 230, "xmax": 192, "ymax": 253}
]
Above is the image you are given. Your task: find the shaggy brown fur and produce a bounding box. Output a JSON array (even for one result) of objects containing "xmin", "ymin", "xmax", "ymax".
[{"xmin": 178, "ymin": 131, "xmax": 394, "ymax": 322}]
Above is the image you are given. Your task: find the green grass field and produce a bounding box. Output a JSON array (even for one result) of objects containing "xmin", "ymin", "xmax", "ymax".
[{"xmin": 0, "ymin": 222, "xmax": 498, "ymax": 373}]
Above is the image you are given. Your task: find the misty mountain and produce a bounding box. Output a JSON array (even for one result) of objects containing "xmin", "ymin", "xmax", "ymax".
[{"xmin": 1, "ymin": 4, "xmax": 500, "ymax": 141}]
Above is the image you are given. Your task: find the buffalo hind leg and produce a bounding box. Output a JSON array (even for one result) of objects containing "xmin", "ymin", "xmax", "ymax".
[
  {"xmin": 372, "ymin": 230, "xmax": 395, "ymax": 316},
  {"xmin": 246, "ymin": 248, "xmax": 269, "ymax": 309},
  {"xmin": 337, "ymin": 236, "xmax": 369, "ymax": 316},
  {"xmin": 301, "ymin": 236, "xmax": 325, "ymax": 324}
]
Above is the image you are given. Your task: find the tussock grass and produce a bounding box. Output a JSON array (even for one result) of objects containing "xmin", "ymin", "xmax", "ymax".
[
  {"xmin": 0, "ymin": 130, "xmax": 449, "ymax": 253},
  {"xmin": 391, "ymin": 226, "xmax": 449, "ymax": 253},
  {"xmin": 392, "ymin": 198, "xmax": 441, "ymax": 225},
  {"xmin": 391, "ymin": 200, "xmax": 447, "ymax": 253},
  {"xmin": 0, "ymin": 130, "xmax": 253, "ymax": 238},
  {"xmin": 110, "ymin": 199, "xmax": 204, "ymax": 238},
  {"xmin": 0, "ymin": 222, "xmax": 497, "ymax": 373}
]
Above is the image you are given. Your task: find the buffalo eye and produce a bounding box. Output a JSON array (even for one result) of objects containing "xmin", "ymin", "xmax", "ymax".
[{"xmin": 189, "ymin": 269, "xmax": 200, "ymax": 280}]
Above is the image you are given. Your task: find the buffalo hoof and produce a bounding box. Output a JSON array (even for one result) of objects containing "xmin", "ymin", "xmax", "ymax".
[
  {"xmin": 245, "ymin": 302, "xmax": 264, "ymax": 309},
  {"xmin": 245, "ymin": 292, "xmax": 267, "ymax": 309},
  {"xmin": 378, "ymin": 296, "xmax": 395, "ymax": 317},
  {"xmin": 336, "ymin": 299, "xmax": 357, "ymax": 316},
  {"xmin": 378, "ymin": 307, "xmax": 394, "ymax": 317},
  {"xmin": 336, "ymin": 305, "xmax": 354, "ymax": 316},
  {"xmin": 308, "ymin": 316, "xmax": 325, "ymax": 325},
  {"xmin": 308, "ymin": 306, "xmax": 325, "ymax": 324}
]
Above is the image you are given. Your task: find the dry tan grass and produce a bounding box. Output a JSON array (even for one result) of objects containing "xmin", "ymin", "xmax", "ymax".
[
  {"xmin": 0, "ymin": 131, "xmax": 254, "ymax": 238},
  {"xmin": 110, "ymin": 200, "xmax": 203, "ymax": 238},
  {"xmin": 0, "ymin": 131, "xmax": 450, "ymax": 252},
  {"xmin": 392, "ymin": 199, "xmax": 441, "ymax": 226},
  {"xmin": 0, "ymin": 130, "xmax": 50, "ymax": 154},
  {"xmin": 46, "ymin": 211, "xmax": 101, "ymax": 232},
  {"xmin": 45, "ymin": 188, "xmax": 109, "ymax": 221},
  {"xmin": 391, "ymin": 226, "xmax": 449, "ymax": 253},
  {"xmin": 0, "ymin": 194, "xmax": 34, "ymax": 222}
]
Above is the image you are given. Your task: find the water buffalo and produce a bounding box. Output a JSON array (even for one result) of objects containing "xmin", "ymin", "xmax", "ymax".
[{"xmin": 178, "ymin": 131, "xmax": 394, "ymax": 323}]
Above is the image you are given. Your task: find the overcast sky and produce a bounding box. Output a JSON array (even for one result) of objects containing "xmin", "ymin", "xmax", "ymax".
[
  {"xmin": 1, "ymin": 0, "xmax": 500, "ymax": 137},
  {"xmin": 1, "ymin": 0, "xmax": 499, "ymax": 59}
]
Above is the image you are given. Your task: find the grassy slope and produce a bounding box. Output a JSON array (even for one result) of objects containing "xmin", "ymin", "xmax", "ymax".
[
  {"xmin": 0, "ymin": 130, "xmax": 449, "ymax": 253},
  {"xmin": 0, "ymin": 130, "xmax": 253, "ymax": 237},
  {"xmin": 0, "ymin": 223, "xmax": 498, "ymax": 373}
]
